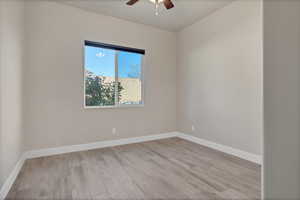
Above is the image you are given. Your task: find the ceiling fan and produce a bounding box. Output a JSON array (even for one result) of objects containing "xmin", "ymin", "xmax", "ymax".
[{"xmin": 126, "ymin": 0, "xmax": 174, "ymax": 15}]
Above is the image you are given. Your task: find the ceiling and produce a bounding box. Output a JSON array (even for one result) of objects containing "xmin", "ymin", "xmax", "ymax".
[{"xmin": 60, "ymin": 0, "xmax": 234, "ymax": 32}]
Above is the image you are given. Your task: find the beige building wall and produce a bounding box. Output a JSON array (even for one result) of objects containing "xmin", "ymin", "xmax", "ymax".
[
  {"xmin": 119, "ymin": 78, "xmax": 142, "ymax": 104},
  {"xmin": 93, "ymin": 76, "xmax": 142, "ymax": 104}
]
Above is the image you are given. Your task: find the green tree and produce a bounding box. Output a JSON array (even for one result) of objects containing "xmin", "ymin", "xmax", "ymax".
[{"xmin": 85, "ymin": 71, "xmax": 123, "ymax": 106}]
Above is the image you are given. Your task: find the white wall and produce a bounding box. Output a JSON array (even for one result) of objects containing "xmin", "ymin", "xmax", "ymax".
[
  {"xmin": 263, "ymin": 0, "xmax": 300, "ymax": 199},
  {"xmin": 177, "ymin": 0, "xmax": 263, "ymax": 155},
  {"xmin": 23, "ymin": 1, "xmax": 177, "ymax": 151},
  {"xmin": 0, "ymin": 0, "xmax": 25, "ymax": 188}
]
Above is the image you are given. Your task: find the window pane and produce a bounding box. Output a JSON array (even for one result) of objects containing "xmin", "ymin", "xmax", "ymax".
[
  {"xmin": 85, "ymin": 46, "xmax": 116, "ymax": 107},
  {"xmin": 117, "ymin": 51, "xmax": 142, "ymax": 105}
]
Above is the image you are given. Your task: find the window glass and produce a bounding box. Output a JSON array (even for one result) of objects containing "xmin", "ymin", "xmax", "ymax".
[
  {"xmin": 84, "ymin": 42, "xmax": 144, "ymax": 108},
  {"xmin": 118, "ymin": 51, "xmax": 142, "ymax": 105},
  {"xmin": 85, "ymin": 46, "xmax": 116, "ymax": 107}
]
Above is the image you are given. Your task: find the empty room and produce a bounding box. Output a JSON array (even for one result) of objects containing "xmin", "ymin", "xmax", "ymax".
[{"xmin": 1, "ymin": 0, "xmax": 300, "ymax": 199}]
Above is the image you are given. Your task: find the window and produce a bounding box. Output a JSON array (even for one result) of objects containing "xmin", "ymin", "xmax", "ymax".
[{"xmin": 84, "ymin": 41, "xmax": 145, "ymax": 108}]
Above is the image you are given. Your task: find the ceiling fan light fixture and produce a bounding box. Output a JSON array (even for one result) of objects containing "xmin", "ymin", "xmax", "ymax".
[
  {"xmin": 126, "ymin": 0, "xmax": 174, "ymax": 16},
  {"xmin": 148, "ymin": 0, "xmax": 164, "ymax": 4},
  {"xmin": 149, "ymin": 0, "xmax": 164, "ymax": 16}
]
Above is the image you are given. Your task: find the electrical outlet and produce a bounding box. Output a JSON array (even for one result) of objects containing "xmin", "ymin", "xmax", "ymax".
[
  {"xmin": 192, "ymin": 125, "xmax": 195, "ymax": 132},
  {"xmin": 112, "ymin": 128, "xmax": 117, "ymax": 135}
]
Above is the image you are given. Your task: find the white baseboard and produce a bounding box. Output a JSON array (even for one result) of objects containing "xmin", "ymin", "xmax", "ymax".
[
  {"xmin": 25, "ymin": 132, "xmax": 179, "ymax": 159},
  {"xmin": 0, "ymin": 154, "xmax": 26, "ymax": 199},
  {"xmin": 177, "ymin": 132, "xmax": 262, "ymax": 164},
  {"xmin": 0, "ymin": 131, "xmax": 261, "ymax": 199}
]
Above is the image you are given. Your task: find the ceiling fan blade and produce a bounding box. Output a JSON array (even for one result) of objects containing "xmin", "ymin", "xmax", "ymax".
[
  {"xmin": 163, "ymin": 0, "xmax": 174, "ymax": 9},
  {"xmin": 126, "ymin": 0, "xmax": 139, "ymax": 6}
]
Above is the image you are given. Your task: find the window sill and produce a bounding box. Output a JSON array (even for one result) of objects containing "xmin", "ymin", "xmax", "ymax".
[{"xmin": 84, "ymin": 104, "xmax": 144, "ymax": 109}]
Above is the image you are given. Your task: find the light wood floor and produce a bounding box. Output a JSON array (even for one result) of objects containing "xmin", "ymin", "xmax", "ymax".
[{"xmin": 6, "ymin": 138, "xmax": 261, "ymax": 200}]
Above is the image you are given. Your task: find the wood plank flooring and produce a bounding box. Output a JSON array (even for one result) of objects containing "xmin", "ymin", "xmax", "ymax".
[{"xmin": 6, "ymin": 138, "xmax": 261, "ymax": 200}]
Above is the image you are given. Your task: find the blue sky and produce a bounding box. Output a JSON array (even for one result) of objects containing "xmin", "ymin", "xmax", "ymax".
[{"xmin": 85, "ymin": 46, "xmax": 142, "ymax": 78}]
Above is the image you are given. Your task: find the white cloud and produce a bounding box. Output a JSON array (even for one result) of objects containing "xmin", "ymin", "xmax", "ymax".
[{"xmin": 96, "ymin": 52, "xmax": 105, "ymax": 58}]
